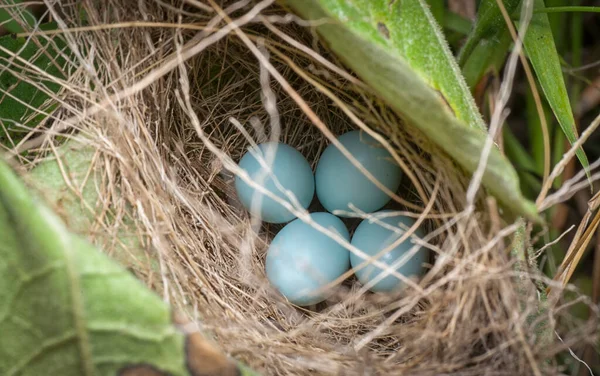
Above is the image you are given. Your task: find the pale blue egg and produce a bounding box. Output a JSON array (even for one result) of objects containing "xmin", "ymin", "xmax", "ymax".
[
  {"xmin": 235, "ymin": 142, "xmax": 314, "ymax": 224},
  {"xmin": 315, "ymin": 130, "xmax": 402, "ymax": 216},
  {"xmin": 350, "ymin": 211, "xmax": 429, "ymax": 292},
  {"xmin": 265, "ymin": 212, "xmax": 351, "ymax": 306}
]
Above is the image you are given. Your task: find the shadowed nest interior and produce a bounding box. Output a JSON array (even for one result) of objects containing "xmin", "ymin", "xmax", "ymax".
[{"xmin": 4, "ymin": 0, "xmax": 599, "ymax": 374}]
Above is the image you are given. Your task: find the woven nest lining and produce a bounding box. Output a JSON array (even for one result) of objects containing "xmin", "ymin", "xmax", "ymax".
[{"xmin": 9, "ymin": 0, "xmax": 599, "ymax": 375}]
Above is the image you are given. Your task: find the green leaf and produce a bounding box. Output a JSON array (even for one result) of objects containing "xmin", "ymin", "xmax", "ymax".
[
  {"xmin": 0, "ymin": 25, "xmax": 68, "ymax": 147},
  {"xmin": 282, "ymin": 0, "xmax": 539, "ymax": 221},
  {"xmin": 425, "ymin": 0, "xmax": 445, "ymax": 27},
  {"xmin": 0, "ymin": 0, "xmax": 36, "ymax": 34},
  {"xmin": 523, "ymin": 0, "xmax": 589, "ymax": 172},
  {"xmin": 525, "ymin": 85, "xmax": 554, "ymax": 177},
  {"xmin": 503, "ymin": 126, "xmax": 541, "ymax": 199},
  {"xmin": 461, "ymin": 30, "xmax": 512, "ymax": 88},
  {"xmin": 444, "ymin": 11, "xmax": 474, "ymax": 36},
  {"xmin": 0, "ymin": 159, "xmax": 186, "ymax": 375},
  {"xmin": 503, "ymin": 126, "xmax": 537, "ymax": 174},
  {"xmin": 27, "ymin": 141, "xmax": 101, "ymax": 233},
  {"xmin": 546, "ymin": 0, "xmax": 569, "ymax": 53},
  {"xmin": 0, "ymin": 157, "xmax": 247, "ymax": 375},
  {"xmin": 25, "ymin": 140, "xmax": 152, "ymax": 271},
  {"xmin": 458, "ymin": 0, "xmax": 522, "ymax": 67}
]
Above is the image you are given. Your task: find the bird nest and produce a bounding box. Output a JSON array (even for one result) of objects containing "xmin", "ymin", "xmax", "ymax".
[{"xmin": 5, "ymin": 0, "xmax": 598, "ymax": 374}]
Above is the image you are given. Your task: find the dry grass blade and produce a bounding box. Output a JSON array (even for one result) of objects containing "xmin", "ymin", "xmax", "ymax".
[
  {"xmin": 539, "ymin": 112, "xmax": 600, "ymax": 210},
  {"xmin": 550, "ymin": 192, "xmax": 600, "ymax": 292}
]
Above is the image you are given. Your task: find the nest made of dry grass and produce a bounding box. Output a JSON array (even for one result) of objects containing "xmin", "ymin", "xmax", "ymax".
[{"xmin": 4, "ymin": 0, "xmax": 599, "ymax": 375}]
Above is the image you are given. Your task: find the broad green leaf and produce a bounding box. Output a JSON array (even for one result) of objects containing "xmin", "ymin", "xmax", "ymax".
[
  {"xmin": 0, "ymin": 0, "xmax": 36, "ymax": 34},
  {"xmin": 27, "ymin": 141, "xmax": 101, "ymax": 234},
  {"xmin": 0, "ymin": 157, "xmax": 246, "ymax": 375},
  {"xmin": 286, "ymin": 0, "xmax": 485, "ymax": 129},
  {"xmin": 0, "ymin": 25, "xmax": 68, "ymax": 147},
  {"xmin": 282, "ymin": 0, "xmax": 539, "ymax": 220},
  {"xmin": 523, "ymin": 0, "xmax": 589, "ymax": 172},
  {"xmin": 25, "ymin": 140, "xmax": 152, "ymax": 271}
]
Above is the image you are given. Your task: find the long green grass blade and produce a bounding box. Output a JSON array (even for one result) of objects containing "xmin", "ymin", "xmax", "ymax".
[
  {"xmin": 546, "ymin": 0, "xmax": 569, "ymax": 53},
  {"xmin": 504, "ymin": 127, "xmax": 538, "ymax": 174},
  {"xmin": 526, "ymin": 86, "xmax": 554, "ymax": 177},
  {"xmin": 523, "ymin": 0, "xmax": 589, "ymax": 172},
  {"xmin": 445, "ymin": 11, "xmax": 473, "ymax": 35},
  {"xmin": 461, "ymin": 30, "xmax": 512, "ymax": 88},
  {"xmin": 282, "ymin": 0, "xmax": 539, "ymax": 220},
  {"xmin": 503, "ymin": 126, "xmax": 541, "ymax": 199},
  {"xmin": 458, "ymin": 0, "xmax": 521, "ymax": 67},
  {"xmin": 569, "ymin": 0, "xmax": 583, "ymax": 107}
]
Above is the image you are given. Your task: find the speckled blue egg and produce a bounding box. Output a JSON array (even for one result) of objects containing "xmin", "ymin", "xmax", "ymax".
[
  {"xmin": 350, "ymin": 211, "xmax": 429, "ymax": 292},
  {"xmin": 235, "ymin": 142, "xmax": 314, "ymax": 224},
  {"xmin": 315, "ymin": 130, "xmax": 402, "ymax": 216},
  {"xmin": 265, "ymin": 212, "xmax": 351, "ymax": 306}
]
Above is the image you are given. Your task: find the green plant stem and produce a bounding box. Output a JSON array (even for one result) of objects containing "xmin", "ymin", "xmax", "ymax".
[
  {"xmin": 534, "ymin": 6, "xmax": 600, "ymax": 13},
  {"xmin": 570, "ymin": 1, "xmax": 583, "ymax": 107}
]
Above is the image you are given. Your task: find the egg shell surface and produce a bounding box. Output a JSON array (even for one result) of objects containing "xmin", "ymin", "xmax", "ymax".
[
  {"xmin": 266, "ymin": 212, "xmax": 351, "ymax": 306},
  {"xmin": 235, "ymin": 142, "xmax": 314, "ymax": 224},
  {"xmin": 350, "ymin": 211, "xmax": 428, "ymax": 292},
  {"xmin": 315, "ymin": 130, "xmax": 402, "ymax": 216}
]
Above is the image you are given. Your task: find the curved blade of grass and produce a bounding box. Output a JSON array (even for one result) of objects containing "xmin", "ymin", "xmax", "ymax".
[
  {"xmin": 546, "ymin": 0, "xmax": 569, "ymax": 53},
  {"xmin": 458, "ymin": 0, "xmax": 522, "ymax": 67},
  {"xmin": 282, "ymin": 0, "xmax": 539, "ymax": 220},
  {"xmin": 503, "ymin": 127, "xmax": 540, "ymax": 199},
  {"xmin": 523, "ymin": 0, "xmax": 589, "ymax": 174},
  {"xmin": 0, "ymin": 157, "xmax": 248, "ymax": 376},
  {"xmin": 445, "ymin": 11, "xmax": 473, "ymax": 35},
  {"xmin": 461, "ymin": 29, "xmax": 512, "ymax": 88},
  {"xmin": 526, "ymin": 85, "xmax": 554, "ymax": 177}
]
